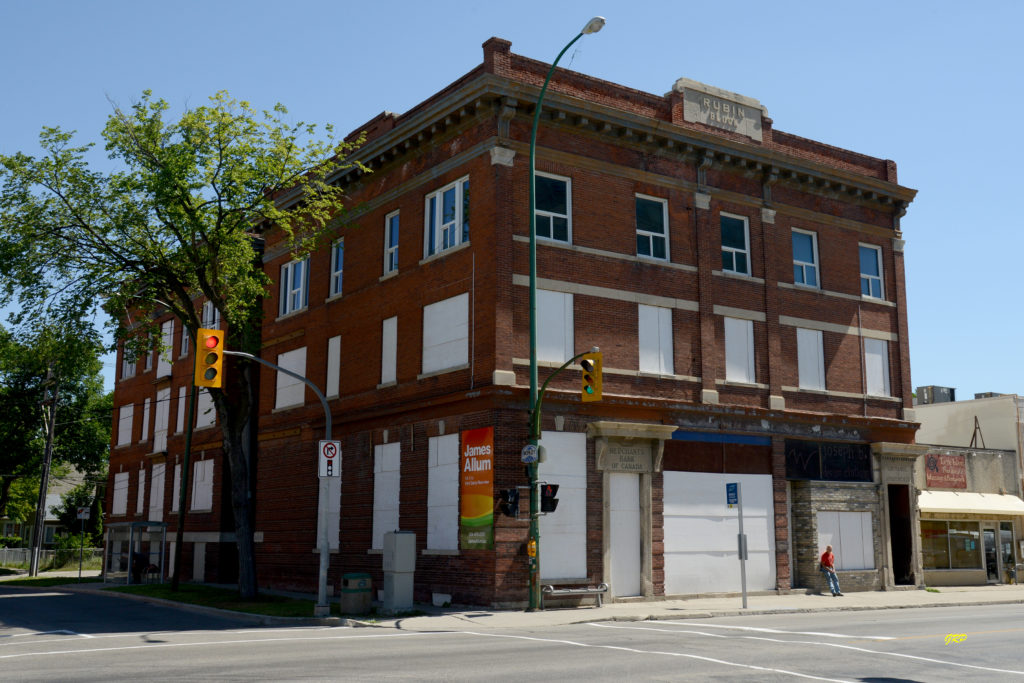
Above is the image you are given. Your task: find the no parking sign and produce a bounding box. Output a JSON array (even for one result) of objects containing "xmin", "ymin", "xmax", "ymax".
[{"xmin": 318, "ymin": 440, "xmax": 341, "ymax": 478}]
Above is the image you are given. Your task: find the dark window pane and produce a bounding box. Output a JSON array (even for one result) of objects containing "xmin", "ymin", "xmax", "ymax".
[
  {"xmin": 721, "ymin": 215, "xmax": 746, "ymax": 249},
  {"xmin": 536, "ymin": 176, "xmax": 567, "ymax": 214},
  {"xmin": 792, "ymin": 232, "xmax": 814, "ymax": 263},
  {"xmin": 722, "ymin": 250, "xmax": 733, "ymax": 271},
  {"xmin": 735, "ymin": 253, "xmax": 748, "ymax": 274},
  {"xmin": 637, "ymin": 235, "xmax": 650, "ymax": 256},
  {"xmin": 442, "ymin": 187, "xmax": 456, "ymax": 224},
  {"xmin": 806, "ymin": 268, "xmax": 817, "ymax": 288},
  {"xmin": 636, "ymin": 197, "xmax": 664, "ymax": 235},
  {"xmin": 462, "ymin": 180, "xmax": 470, "ymax": 242},
  {"xmin": 552, "ymin": 217, "xmax": 568, "ymax": 242},
  {"xmin": 652, "ymin": 238, "xmax": 666, "ymax": 260},
  {"xmin": 859, "ymin": 245, "xmax": 879, "ymax": 276},
  {"xmin": 537, "ymin": 215, "xmax": 552, "ymax": 239},
  {"xmin": 794, "ymin": 265, "xmax": 804, "ymax": 284}
]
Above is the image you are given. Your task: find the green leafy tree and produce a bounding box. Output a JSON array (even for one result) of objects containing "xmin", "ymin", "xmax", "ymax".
[
  {"xmin": 50, "ymin": 480, "xmax": 104, "ymax": 544},
  {"xmin": 0, "ymin": 91, "xmax": 364, "ymax": 598},
  {"xmin": 0, "ymin": 324, "xmax": 110, "ymax": 522}
]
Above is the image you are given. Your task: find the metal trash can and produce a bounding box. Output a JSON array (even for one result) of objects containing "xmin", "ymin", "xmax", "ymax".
[{"xmin": 340, "ymin": 572, "xmax": 372, "ymax": 615}]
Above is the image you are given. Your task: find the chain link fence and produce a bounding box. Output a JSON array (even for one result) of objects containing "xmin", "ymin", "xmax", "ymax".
[{"xmin": 0, "ymin": 547, "xmax": 104, "ymax": 570}]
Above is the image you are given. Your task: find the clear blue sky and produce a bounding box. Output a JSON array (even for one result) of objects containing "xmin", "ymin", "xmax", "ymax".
[{"xmin": 2, "ymin": 0, "xmax": 1020, "ymax": 400}]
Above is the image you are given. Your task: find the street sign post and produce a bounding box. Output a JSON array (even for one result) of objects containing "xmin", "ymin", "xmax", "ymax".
[
  {"xmin": 727, "ymin": 482, "xmax": 748, "ymax": 609},
  {"xmin": 76, "ymin": 507, "xmax": 90, "ymax": 583},
  {"xmin": 319, "ymin": 440, "xmax": 341, "ymax": 478}
]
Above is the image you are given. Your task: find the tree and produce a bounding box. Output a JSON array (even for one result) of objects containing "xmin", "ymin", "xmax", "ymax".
[
  {"xmin": 0, "ymin": 91, "xmax": 364, "ymax": 597},
  {"xmin": 0, "ymin": 324, "xmax": 110, "ymax": 522},
  {"xmin": 50, "ymin": 481, "xmax": 104, "ymax": 545}
]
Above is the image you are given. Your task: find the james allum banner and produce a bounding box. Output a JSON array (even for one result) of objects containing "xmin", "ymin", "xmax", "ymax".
[{"xmin": 460, "ymin": 426, "xmax": 494, "ymax": 549}]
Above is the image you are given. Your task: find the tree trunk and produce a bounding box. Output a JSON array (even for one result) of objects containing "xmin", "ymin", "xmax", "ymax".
[{"xmin": 218, "ymin": 358, "xmax": 258, "ymax": 599}]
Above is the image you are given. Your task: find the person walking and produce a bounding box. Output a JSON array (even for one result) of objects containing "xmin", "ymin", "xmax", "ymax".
[{"xmin": 820, "ymin": 545, "xmax": 843, "ymax": 596}]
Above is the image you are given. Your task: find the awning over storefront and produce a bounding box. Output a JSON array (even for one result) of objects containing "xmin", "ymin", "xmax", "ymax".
[{"xmin": 918, "ymin": 490, "xmax": 1024, "ymax": 515}]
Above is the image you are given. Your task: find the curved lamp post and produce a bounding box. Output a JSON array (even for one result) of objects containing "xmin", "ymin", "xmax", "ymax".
[{"xmin": 526, "ymin": 15, "xmax": 605, "ymax": 611}]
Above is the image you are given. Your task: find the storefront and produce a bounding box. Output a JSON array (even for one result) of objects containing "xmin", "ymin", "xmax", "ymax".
[{"xmin": 916, "ymin": 449, "xmax": 1024, "ymax": 586}]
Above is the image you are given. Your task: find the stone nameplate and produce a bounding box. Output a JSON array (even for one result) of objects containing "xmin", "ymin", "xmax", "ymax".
[
  {"xmin": 603, "ymin": 443, "xmax": 653, "ymax": 473},
  {"xmin": 673, "ymin": 78, "xmax": 764, "ymax": 142}
]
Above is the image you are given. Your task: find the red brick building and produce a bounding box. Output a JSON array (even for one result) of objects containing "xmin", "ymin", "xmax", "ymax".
[{"xmin": 107, "ymin": 37, "xmax": 922, "ymax": 605}]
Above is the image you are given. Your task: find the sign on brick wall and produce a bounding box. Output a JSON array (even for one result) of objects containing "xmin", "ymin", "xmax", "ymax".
[
  {"xmin": 460, "ymin": 427, "xmax": 494, "ymax": 550},
  {"xmin": 925, "ymin": 453, "xmax": 967, "ymax": 489}
]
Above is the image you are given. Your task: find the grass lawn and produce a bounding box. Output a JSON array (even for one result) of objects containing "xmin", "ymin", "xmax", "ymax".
[{"xmin": 107, "ymin": 583, "xmax": 349, "ymax": 618}]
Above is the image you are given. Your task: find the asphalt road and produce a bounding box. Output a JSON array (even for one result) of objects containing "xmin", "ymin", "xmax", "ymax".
[{"xmin": 3, "ymin": 586, "xmax": 1024, "ymax": 681}]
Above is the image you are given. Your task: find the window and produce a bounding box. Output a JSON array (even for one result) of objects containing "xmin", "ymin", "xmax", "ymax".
[
  {"xmin": 275, "ymin": 347, "xmax": 307, "ymax": 409},
  {"xmin": 863, "ymin": 338, "xmax": 891, "ymax": 397},
  {"xmin": 921, "ymin": 520, "xmax": 982, "ymax": 570},
  {"xmin": 112, "ymin": 472, "xmax": 129, "ymax": 515},
  {"xmin": 201, "ymin": 300, "xmax": 221, "ymax": 329},
  {"xmin": 156, "ymin": 320, "xmax": 174, "ymax": 377},
  {"xmin": 171, "ymin": 464, "xmax": 181, "ymax": 513},
  {"xmin": 176, "ymin": 386, "xmax": 186, "ymax": 433},
  {"xmin": 538, "ymin": 431, "xmax": 587, "ymax": 579},
  {"xmin": 818, "ymin": 511, "xmax": 874, "ymax": 570},
  {"xmin": 424, "ymin": 177, "xmax": 469, "ymax": 257},
  {"xmin": 149, "ymin": 462, "xmax": 165, "ymax": 522},
  {"xmin": 422, "ymin": 293, "xmax": 469, "ymax": 374},
  {"xmin": 792, "ymin": 229, "xmax": 819, "ymax": 287},
  {"xmin": 140, "ymin": 398, "xmax": 151, "ymax": 444},
  {"xmin": 136, "ymin": 468, "xmax": 146, "ymax": 515},
  {"xmin": 535, "ymin": 173, "xmax": 570, "ymax": 243},
  {"xmin": 537, "ymin": 290, "xmax": 573, "ymax": 363},
  {"xmin": 279, "ymin": 257, "xmax": 310, "ymax": 316},
  {"xmin": 720, "ymin": 213, "xmax": 750, "ymax": 275},
  {"xmin": 153, "ymin": 387, "xmax": 170, "ymax": 452},
  {"xmin": 331, "ymin": 238, "xmax": 344, "ymax": 296},
  {"xmin": 859, "ymin": 244, "xmax": 883, "ymax": 298},
  {"xmin": 724, "ymin": 317, "xmax": 755, "ymax": 383},
  {"xmin": 635, "ymin": 195, "xmax": 668, "ymax": 260},
  {"xmin": 427, "ymin": 434, "xmax": 459, "ymax": 550},
  {"xmin": 384, "ymin": 211, "xmax": 399, "ymax": 274},
  {"xmin": 195, "ymin": 389, "xmax": 215, "ymax": 429},
  {"xmin": 381, "ymin": 316, "xmax": 397, "ymax": 385},
  {"xmin": 143, "ymin": 342, "xmax": 153, "ymax": 372},
  {"xmin": 796, "ymin": 328, "xmax": 825, "ymax": 391},
  {"xmin": 638, "ymin": 304, "xmax": 673, "ymax": 375},
  {"xmin": 326, "ymin": 335, "xmax": 341, "ymax": 398},
  {"xmin": 121, "ymin": 346, "xmax": 136, "ymax": 380},
  {"xmin": 372, "ymin": 442, "xmax": 401, "ymax": 549},
  {"xmin": 117, "ymin": 405, "xmax": 134, "ymax": 447},
  {"xmin": 180, "ymin": 326, "xmax": 190, "ymax": 357},
  {"xmin": 191, "ymin": 459, "xmax": 214, "ymax": 511}
]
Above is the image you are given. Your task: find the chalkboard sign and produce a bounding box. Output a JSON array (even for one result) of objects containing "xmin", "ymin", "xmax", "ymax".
[{"xmin": 785, "ymin": 439, "xmax": 872, "ymax": 482}]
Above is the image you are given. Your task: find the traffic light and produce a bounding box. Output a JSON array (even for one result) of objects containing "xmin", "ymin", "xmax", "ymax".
[
  {"xmin": 580, "ymin": 351, "xmax": 603, "ymax": 402},
  {"xmin": 193, "ymin": 328, "xmax": 224, "ymax": 388},
  {"xmin": 540, "ymin": 483, "xmax": 559, "ymax": 513},
  {"xmin": 499, "ymin": 488, "xmax": 520, "ymax": 518}
]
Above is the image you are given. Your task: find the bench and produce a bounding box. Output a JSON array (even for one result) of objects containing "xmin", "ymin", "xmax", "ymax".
[{"xmin": 541, "ymin": 583, "xmax": 609, "ymax": 609}]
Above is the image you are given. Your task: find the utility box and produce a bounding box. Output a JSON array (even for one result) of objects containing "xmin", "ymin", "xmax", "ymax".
[
  {"xmin": 382, "ymin": 530, "xmax": 415, "ymax": 612},
  {"xmin": 339, "ymin": 572, "xmax": 372, "ymax": 615}
]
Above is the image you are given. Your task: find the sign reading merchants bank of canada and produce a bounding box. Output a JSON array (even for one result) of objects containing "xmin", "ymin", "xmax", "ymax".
[
  {"xmin": 673, "ymin": 78, "xmax": 765, "ymax": 143},
  {"xmin": 603, "ymin": 443, "xmax": 653, "ymax": 473}
]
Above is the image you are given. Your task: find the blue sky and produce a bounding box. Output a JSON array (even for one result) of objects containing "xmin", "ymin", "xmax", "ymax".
[{"xmin": 2, "ymin": 0, "xmax": 1021, "ymax": 400}]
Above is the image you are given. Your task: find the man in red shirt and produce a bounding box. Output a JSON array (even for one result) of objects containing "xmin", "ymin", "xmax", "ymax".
[{"xmin": 820, "ymin": 545, "xmax": 843, "ymax": 596}]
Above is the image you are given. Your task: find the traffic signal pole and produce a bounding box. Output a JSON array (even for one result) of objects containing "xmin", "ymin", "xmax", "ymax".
[
  {"xmin": 222, "ymin": 350, "xmax": 334, "ymax": 617},
  {"xmin": 527, "ymin": 348, "xmax": 597, "ymax": 609}
]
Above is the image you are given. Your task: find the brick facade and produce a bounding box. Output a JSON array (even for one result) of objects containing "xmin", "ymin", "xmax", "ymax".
[{"xmin": 107, "ymin": 36, "xmax": 920, "ymax": 605}]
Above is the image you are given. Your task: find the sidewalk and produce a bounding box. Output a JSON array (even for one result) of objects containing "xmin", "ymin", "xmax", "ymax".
[
  {"xmin": 377, "ymin": 584, "xmax": 1024, "ymax": 632},
  {"xmin": 8, "ymin": 571, "xmax": 1024, "ymax": 630}
]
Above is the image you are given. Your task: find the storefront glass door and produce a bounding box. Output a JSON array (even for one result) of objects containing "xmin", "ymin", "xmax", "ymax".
[
  {"xmin": 982, "ymin": 526, "xmax": 999, "ymax": 582},
  {"xmin": 1000, "ymin": 521, "xmax": 1016, "ymax": 583}
]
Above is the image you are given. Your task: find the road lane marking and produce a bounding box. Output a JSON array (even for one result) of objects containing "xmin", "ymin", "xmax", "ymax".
[
  {"xmin": 589, "ymin": 622, "xmax": 1024, "ymax": 677},
  {"xmin": 456, "ymin": 631, "xmax": 853, "ymax": 682},
  {"xmin": 0, "ymin": 631, "xmax": 426, "ymax": 660},
  {"xmin": 652, "ymin": 621, "xmax": 896, "ymax": 640},
  {"xmin": 0, "ymin": 593, "xmax": 71, "ymax": 599}
]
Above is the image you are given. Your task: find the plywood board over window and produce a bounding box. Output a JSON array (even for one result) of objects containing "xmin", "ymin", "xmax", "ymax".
[{"xmin": 422, "ymin": 293, "xmax": 468, "ymax": 374}]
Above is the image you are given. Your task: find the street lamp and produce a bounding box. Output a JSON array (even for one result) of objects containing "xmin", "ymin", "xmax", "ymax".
[{"xmin": 526, "ymin": 15, "xmax": 605, "ymax": 611}]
